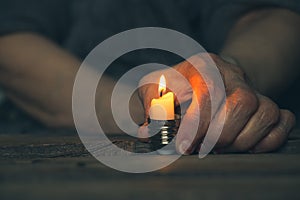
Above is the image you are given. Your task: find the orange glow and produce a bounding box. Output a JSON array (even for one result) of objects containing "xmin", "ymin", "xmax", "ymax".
[
  {"xmin": 159, "ymin": 75, "xmax": 166, "ymax": 96},
  {"xmin": 150, "ymin": 74, "xmax": 175, "ymax": 120}
]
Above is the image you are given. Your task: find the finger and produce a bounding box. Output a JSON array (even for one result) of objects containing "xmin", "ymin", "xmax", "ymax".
[
  {"xmin": 215, "ymin": 95, "xmax": 280, "ymax": 153},
  {"xmin": 215, "ymin": 84, "xmax": 259, "ymax": 148},
  {"xmin": 137, "ymin": 123, "xmax": 150, "ymax": 142},
  {"xmin": 202, "ymin": 55, "xmax": 260, "ymax": 148},
  {"xmin": 251, "ymin": 109, "xmax": 296, "ymax": 153},
  {"xmin": 175, "ymin": 54, "xmax": 229, "ymax": 155},
  {"xmin": 175, "ymin": 75, "xmax": 212, "ymax": 155},
  {"xmin": 197, "ymin": 99, "xmax": 227, "ymax": 155}
]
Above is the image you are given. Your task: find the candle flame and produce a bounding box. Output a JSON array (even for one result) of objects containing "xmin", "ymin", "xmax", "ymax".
[{"xmin": 159, "ymin": 75, "xmax": 166, "ymax": 96}]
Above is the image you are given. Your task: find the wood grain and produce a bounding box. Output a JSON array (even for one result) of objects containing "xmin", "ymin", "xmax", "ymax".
[{"xmin": 0, "ymin": 130, "xmax": 300, "ymax": 200}]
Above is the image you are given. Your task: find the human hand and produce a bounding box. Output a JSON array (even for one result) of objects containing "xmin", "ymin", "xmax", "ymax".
[{"xmin": 138, "ymin": 54, "xmax": 295, "ymax": 154}]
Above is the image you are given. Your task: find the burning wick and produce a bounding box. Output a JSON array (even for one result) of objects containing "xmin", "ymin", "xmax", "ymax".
[{"xmin": 159, "ymin": 75, "xmax": 166, "ymax": 97}]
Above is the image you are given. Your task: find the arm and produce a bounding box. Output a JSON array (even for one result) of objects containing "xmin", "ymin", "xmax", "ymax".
[
  {"xmin": 0, "ymin": 33, "xmax": 77, "ymax": 127},
  {"xmin": 0, "ymin": 33, "xmax": 144, "ymax": 132},
  {"xmin": 220, "ymin": 8, "xmax": 300, "ymax": 98}
]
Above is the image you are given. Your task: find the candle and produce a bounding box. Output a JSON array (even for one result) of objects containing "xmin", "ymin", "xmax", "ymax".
[{"xmin": 150, "ymin": 75, "xmax": 175, "ymax": 120}]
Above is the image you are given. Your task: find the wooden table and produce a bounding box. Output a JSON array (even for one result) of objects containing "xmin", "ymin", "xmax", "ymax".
[{"xmin": 1, "ymin": 130, "xmax": 300, "ymax": 200}]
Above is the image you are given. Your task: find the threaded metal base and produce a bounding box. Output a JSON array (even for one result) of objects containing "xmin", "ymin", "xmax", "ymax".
[{"xmin": 148, "ymin": 115, "xmax": 181, "ymax": 154}]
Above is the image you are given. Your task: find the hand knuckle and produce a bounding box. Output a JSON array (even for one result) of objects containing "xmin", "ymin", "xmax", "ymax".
[
  {"xmin": 232, "ymin": 65, "xmax": 245, "ymax": 79},
  {"xmin": 259, "ymin": 101, "xmax": 280, "ymax": 127},
  {"xmin": 281, "ymin": 109, "xmax": 296, "ymax": 125},
  {"xmin": 229, "ymin": 88, "xmax": 258, "ymax": 116}
]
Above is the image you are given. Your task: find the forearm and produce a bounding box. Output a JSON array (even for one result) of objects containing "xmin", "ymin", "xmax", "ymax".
[
  {"xmin": 220, "ymin": 8, "xmax": 300, "ymax": 98},
  {"xmin": 0, "ymin": 33, "xmax": 78, "ymax": 127},
  {"xmin": 0, "ymin": 33, "xmax": 144, "ymax": 131}
]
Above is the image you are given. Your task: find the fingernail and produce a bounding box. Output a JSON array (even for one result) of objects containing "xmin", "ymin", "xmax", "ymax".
[{"xmin": 179, "ymin": 140, "xmax": 191, "ymax": 155}]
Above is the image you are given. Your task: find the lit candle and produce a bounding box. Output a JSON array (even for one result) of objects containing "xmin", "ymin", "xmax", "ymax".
[{"xmin": 150, "ymin": 75, "xmax": 175, "ymax": 120}]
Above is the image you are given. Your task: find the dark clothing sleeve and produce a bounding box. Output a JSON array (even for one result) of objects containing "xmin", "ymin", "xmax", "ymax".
[
  {"xmin": 201, "ymin": 0, "xmax": 300, "ymax": 53},
  {"xmin": 0, "ymin": 0, "xmax": 72, "ymax": 43},
  {"xmin": 0, "ymin": 0, "xmax": 299, "ymax": 52}
]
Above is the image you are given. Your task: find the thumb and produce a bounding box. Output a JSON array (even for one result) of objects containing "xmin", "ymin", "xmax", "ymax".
[
  {"xmin": 175, "ymin": 93, "xmax": 202, "ymax": 154},
  {"xmin": 137, "ymin": 123, "xmax": 150, "ymax": 142}
]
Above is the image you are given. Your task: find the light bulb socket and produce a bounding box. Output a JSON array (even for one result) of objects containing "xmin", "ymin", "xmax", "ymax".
[{"xmin": 148, "ymin": 114, "xmax": 181, "ymax": 154}]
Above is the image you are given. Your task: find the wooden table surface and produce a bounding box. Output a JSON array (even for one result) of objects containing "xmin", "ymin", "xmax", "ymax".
[{"xmin": 1, "ymin": 130, "xmax": 300, "ymax": 200}]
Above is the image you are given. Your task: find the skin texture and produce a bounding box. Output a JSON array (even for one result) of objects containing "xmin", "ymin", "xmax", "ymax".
[
  {"xmin": 0, "ymin": 33, "xmax": 78, "ymax": 127},
  {"xmin": 138, "ymin": 8, "xmax": 299, "ymax": 154},
  {"xmin": 138, "ymin": 54, "xmax": 295, "ymax": 154},
  {"xmin": 0, "ymin": 8, "xmax": 299, "ymax": 153},
  {"xmin": 0, "ymin": 33, "xmax": 144, "ymax": 133}
]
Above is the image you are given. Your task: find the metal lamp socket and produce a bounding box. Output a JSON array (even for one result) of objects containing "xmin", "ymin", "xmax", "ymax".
[{"xmin": 148, "ymin": 114, "xmax": 181, "ymax": 155}]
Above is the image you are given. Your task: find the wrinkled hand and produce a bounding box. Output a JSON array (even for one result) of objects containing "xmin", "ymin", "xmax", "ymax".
[{"xmin": 138, "ymin": 54, "xmax": 295, "ymax": 154}]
